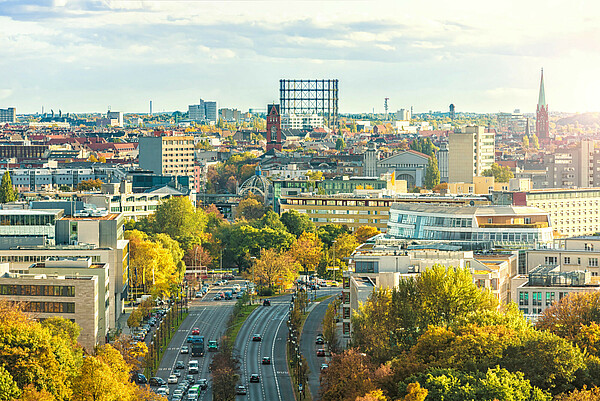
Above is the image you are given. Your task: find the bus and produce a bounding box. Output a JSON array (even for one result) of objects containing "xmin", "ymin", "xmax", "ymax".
[{"xmin": 191, "ymin": 336, "xmax": 205, "ymax": 357}]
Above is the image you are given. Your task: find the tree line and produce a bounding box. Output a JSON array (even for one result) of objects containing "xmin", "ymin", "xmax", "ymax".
[{"xmin": 320, "ymin": 265, "xmax": 600, "ymax": 401}]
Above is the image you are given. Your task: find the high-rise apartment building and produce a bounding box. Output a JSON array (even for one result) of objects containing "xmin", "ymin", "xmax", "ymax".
[
  {"xmin": 448, "ymin": 126, "xmax": 495, "ymax": 183},
  {"xmin": 0, "ymin": 107, "xmax": 16, "ymax": 123},
  {"xmin": 139, "ymin": 135, "xmax": 195, "ymax": 189},
  {"xmin": 544, "ymin": 140, "xmax": 598, "ymax": 188},
  {"xmin": 204, "ymin": 101, "xmax": 217, "ymax": 123},
  {"xmin": 106, "ymin": 111, "xmax": 123, "ymax": 127}
]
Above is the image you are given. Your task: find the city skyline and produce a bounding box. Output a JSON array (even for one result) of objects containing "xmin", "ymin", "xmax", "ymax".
[{"xmin": 1, "ymin": 0, "xmax": 600, "ymax": 114}]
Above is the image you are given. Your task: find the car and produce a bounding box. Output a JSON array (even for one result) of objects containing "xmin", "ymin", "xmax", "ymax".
[
  {"xmin": 261, "ymin": 356, "xmax": 271, "ymax": 365},
  {"xmin": 191, "ymin": 328, "xmax": 200, "ymax": 335},
  {"xmin": 186, "ymin": 375, "xmax": 195, "ymax": 384},
  {"xmin": 263, "ymin": 299, "xmax": 271, "ymax": 306},
  {"xmin": 175, "ymin": 360, "xmax": 185, "ymax": 369},
  {"xmin": 252, "ymin": 334, "xmax": 261, "ymax": 341},
  {"xmin": 249, "ymin": 374, "xmax": 260, "ymax": 383},
  {"xmin": 195, "ymin": 291, "xmax": 203, "ymax": 298},
  {"xmin": 158, "ymin": 385, "xmax": 169, "ymax": 395},
  {"xmin": 208, "ymin": 340, "xmax": 218, "ymax": 351},
  {"xmin": 213, "ymin": 295, "xmax": 221, "ymax": 301},
  {"xmin": 156, "ymin": 388, "xmax": 168, "ymax": 396},
  {"xmin": 317, "ymin": 349, "xmax": 326, "ymax": 357},
  {"xmin": 149, "ymin": 376, "xmax": 166, "ymax": 386},
  {"xmin": 186, "ymin": 335, "xmax": 194, "ymax": 343},
  {"xmin": 198, "ymin": 378, "xmax": 208, "ymax": 390},
  {"xmin": 315, "ymin": 336, "xmax": 325, "ymax": 345},
  {"xmin": 168, "ymin": 374, "xmax": 178, "ymax": 384},
  {"xmin": 236, "ymin": 385, "xmax": 247, "ymax": 395},
  {"xmin": 132, "ymin": 373, "xmax": 147, "ymax": 384},
  {"xmin": 321, "ymin": 363, "xmax": 329, "ymax": 371},
  {"xmin": 172, "ymin": 370, "xmax": 181, "ymax": 377},
  {"xmin": 181, "ymin": 345, "xmax": 189, "ymax": 354},
  {"xmin": 187, "ymin": 394, "xmax": 198, "ymax": 401},
  {"xmin": 172, "ymin": 389, "xmax": 184, "ymax": 398}
]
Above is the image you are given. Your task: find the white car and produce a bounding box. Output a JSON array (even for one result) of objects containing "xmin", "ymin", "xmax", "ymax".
[
  {"xmin": 168, "ymin": 374, "xmax": 178, "ymax": 384},
  {"xmin": 158, "ymin": 385, "xmax": 169, "ymax": 395}
]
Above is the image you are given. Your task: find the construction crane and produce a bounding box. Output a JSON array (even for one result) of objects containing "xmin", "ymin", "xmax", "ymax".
[{"xmin": 384, "ymin": 97, "xmax": 389, "ymax": 120}]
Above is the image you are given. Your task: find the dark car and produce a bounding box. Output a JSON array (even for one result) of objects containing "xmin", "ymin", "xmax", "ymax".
[
  {"xmin": 132, "ymin": 373, "xmax": 147, "ymax": 384},
  {"xmin": 263, "ymin": 299, "xmax": 271, "ymax": 306},
  {"xmin": 149, "ymin": 376, "xmax": 166, "ymax": 386},
  {"xmin": 252, "ymin": 334, "xmax": 261, "ymax": 342},
  {"xmin": 186, "ymin": 375, "xmax": 195, "ymax": 384},
  {"xmin": 175, "ymin": 360, "xmax": 185, "ymax": 369},
  {"xmin": 236, "ymin": 385, "xmax": 247, "ymax": 395},
  {"xmin": 249, "ymin": 374, "xmax": 260, "ymax": 383},
  {"xmin": 198, "ymin": 379, "xmax": 208, "ymax": 390},
  {"xmin": 261, "ymin": 357, "xmax": 271, "ymax": 365},
  {"xmin": 315, "ymin": 336, "xmax": 325, "ymax": 345},
  {"xmin": 316, "ymin": 349, "xmax": 326, "ymax": 357}
]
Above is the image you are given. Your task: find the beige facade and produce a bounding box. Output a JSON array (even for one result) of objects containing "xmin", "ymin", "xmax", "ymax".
[
  {"xmin": 0, "ymin": 263, "xmax": 101, "ymax": 351},
  {"xmin": 447, "ymin": 176, "xmax": 510, "ymax": 195},
  {"xmin": 448, "ymin": 126, "xmax": 495, "ymax": 184},
  {"xmin": 526, "ymin": 237, "xmax": 600, "ymax": 277},
  {"xmin": 139, "ymin": 135, "xmax": 195, "ymax": 189}
]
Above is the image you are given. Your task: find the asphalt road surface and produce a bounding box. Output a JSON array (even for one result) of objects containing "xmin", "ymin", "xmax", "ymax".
[
  {"xmin": 300, "ymin": 291, "xmax": 339, "ymax": 401},
  {"xmin": 234, "ymin": 296, "xmax": 294, "ymax": 401},
  {"xmin": 155, "ymin": 281, "xmax": 239, "ymax": 400}
]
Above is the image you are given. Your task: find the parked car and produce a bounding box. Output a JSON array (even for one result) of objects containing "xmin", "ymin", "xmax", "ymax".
[
  {"xmin": 321, "ymin": 363, "xmax": 329, "ymax": 371},
  {"xmin": 249, "ymin": 374, "xmax": 260, "ymax": 383},
  {"xmin": 195, "ymin": 291, "xmax": 203, "ymax": 298},
  {"xmin": 132, "ymin": 373, "xmax": 147, "ymax": 384}
]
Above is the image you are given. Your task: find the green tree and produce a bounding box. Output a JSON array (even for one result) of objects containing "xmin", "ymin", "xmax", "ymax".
[
  {"xmin": 0, "ymin": 171, "xmax": 16, "ymax": 203},
  {"xmin": 323, "ymin": 298, "xmax": 341, "ymax": 352},
  {"xmin": 482, "ymin": 163, "xmax": 514, "ymax": 183},
  {"xmin": 236, "ymin": 197, "xmax": 265, "ymax": 220},
  {"xmin": 336, "ymin": 138, "xmax": 346, "ymax": 151},
  {"xmin": 424, "ymin": 156, "xmax": 440, "ymax": 189},
  {"xmin": 281, "ymin": 210, "xmax": 316, "ymax": 237},
  {"xmin": 317, "ymin": 224, "xmax": 350, "ymax": 247},
  {"xmin": 153, "ymin": 197, "xmax": 206, "ymax": 247}
]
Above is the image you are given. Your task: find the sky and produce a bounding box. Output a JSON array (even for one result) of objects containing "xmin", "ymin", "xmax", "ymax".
[{"xmin": 1, "ymin": 0, "xmax": 600, "ymax": 115}]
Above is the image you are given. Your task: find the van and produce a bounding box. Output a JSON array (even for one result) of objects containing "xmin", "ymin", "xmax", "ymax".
[{"xmin": 188, "ymin": 360, "xmax": 199, "ymax": 374}]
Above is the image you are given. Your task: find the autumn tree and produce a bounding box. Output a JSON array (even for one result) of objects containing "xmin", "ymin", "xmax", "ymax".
[
  {"xmin": 482, "ymin": 163, "xmax": 514, "ymax": 183},
  {"xmin": 523, "ymin": 135, "xmax": 530, "ymax": 149},
  {"xmin": 322, "ymin": 298, "xmax": 341, "ymax": 352},
  {"xmin": 111, "ymin": 335, "xmax": 148, "ymax": 372},
  {"xmin": 281, "ymin": 210, "xmax": 316, "ymax": 237},
  {"xmin": 76, "ymin": 179, "xmax": 102, "ymax": 191},
  {"xmin": 320, "ymin": 349, "xmax": 376, "ymax": 401},
  {"xmin": 210, "ymin": 348, "xmax": 239, "ymax": 401},
  {"xmin": 152, "ymin": 197, "xmax": 206, "ymax": 248},
  {"xmin": 0, "ymin": 365, "xmax": 20, "ymax": 400},
  {"xmin": 236, "ymin": 197, "xmax": 265, "ymax": 220},
  {"xmin": 331, "ymin": 233, "xmax": 359, "ymax": 268},
  {"xmin": 356, "ymin": 389, "xmax": 388, "ymax": 401},
  {"xmin": 289, "ymin": 231, "xmax": 323, "ymax": 273},
  {"xmin": 424, "ymin": 155, "xmax": 440, "ymax": 189},
  {"xmin": 317, "ymin": 224, "xmax": 350, "ymax": 247},
  {"xmin": 251, "ymin": 248, "xmax": 300, "ymax": 290},
  {"xmin": 0, "ymin": 171, "xmax": 16, "ymax": 203},
  {"xmin": 354, "ymin": 226, "xmax": 380, "ymax": 243},
  {"xmin": 555, "ymin": 387, "xmax": 600, "ymax": 401}
]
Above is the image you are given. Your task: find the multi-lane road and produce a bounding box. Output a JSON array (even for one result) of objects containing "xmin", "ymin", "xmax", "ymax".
[
  {"xmin": 150, "ymin": 282, "xmax": 340, "ymax": 400},
  {"xmin": 234, "ymin": 296, "xmax": 294, "ymax": 400},
  {"xmin": 154, "ymin": 282, "xmax": 236, "ymax": 400}
]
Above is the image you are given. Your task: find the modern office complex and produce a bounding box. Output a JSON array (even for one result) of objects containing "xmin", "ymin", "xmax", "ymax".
[
  {"xmin": 188, "ymin": 99, "xmax": 217, "ymax": 123},
  {"xmin": 448, "ymin": 126, "xmax": 495, "ymax": 183},
  {"xmin": 138, "ymin": 135, "xmax": 195, "ymax": 190},
  {"xmin": 492, "ymin": 188, "xmax": 600, "ymax": 237},
  {"xmin": 387, "ymin": 203, "xmax": 554, "ymax": 246}
]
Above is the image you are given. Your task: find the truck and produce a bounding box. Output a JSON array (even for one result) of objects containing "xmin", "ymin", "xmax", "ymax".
[
  {"xmin": 208, "ymin": 340, "xmax": 218, "ymax": 352},
  {"xmin": 224, "ymin": 291, "xmax": 232, "ymax": 300},
  {"xmin": 191, "ymin": 336, "xmax": 205, "ymax": 357}
]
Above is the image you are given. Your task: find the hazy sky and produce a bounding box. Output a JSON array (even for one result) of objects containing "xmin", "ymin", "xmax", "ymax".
[{"xmin": 1, "ymin": 0, "xmax": 599, "ymax": 114}]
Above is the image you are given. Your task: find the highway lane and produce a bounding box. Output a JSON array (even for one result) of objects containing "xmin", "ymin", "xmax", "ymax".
[
  {"xmin": 235, "ymin": 296, "xmax": 294, "ymax": 401},
  {"xmin": 300, "ymin": 293, "xmax": 338, "ymax": 401},
  {"xmin": 154, "ymin": 281, "xmax": 240, "ymax": 400}
]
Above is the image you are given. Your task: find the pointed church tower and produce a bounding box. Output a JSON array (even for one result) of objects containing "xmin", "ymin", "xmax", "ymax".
[{"xmin": 536, "ymin": 68, "xmax": 549, "ymax": 140}]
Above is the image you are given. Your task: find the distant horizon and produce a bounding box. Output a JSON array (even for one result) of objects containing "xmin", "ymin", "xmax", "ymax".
[{"xmin": 2, "ymin": 1, "xmax": 600, "ymax": 114}]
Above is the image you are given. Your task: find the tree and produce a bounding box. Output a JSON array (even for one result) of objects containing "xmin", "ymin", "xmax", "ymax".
[
  {"xmin": 152, "ymin": 197, "xmax": 206, "ymax": 247},
  {"xmin": 0, "ymin": 365, "xmax": 20, "ymax": 401},
  {"xmin": 127, "ymin": 308, "xmax": 142, "ymax": 329},
  {"xmin": 236, "ymin": 197, "xmax": 265, "ymax": 220},
  {"xmin": 323, "ymin": 298, "xmax": 341, "ymax": 352},
  {"xmin": 111, "ymin": 335, "xmax": 148, "ymax": 372},
  {"xmin": 76, "ymin": 179, "xmax": 102, "ymax": 191},
  {"xmin": 356, "ymin": 389, "xmax": 388, "ymax": 401},
  {"xmin": 251, "ymin": 248, "xmax": 300, "ymax": 290},
  {"xmin": 336, "ymin": 138, "xmax": 346, "ymax": 151},
  {"xmin": 532, "ymin": 134, "xmax": 540, "ymax": 149},
  {"xmin": 354, "ymin": 226, "xmax": 380, "ymax": 243},
  {"xmin": 523, "ymin": 135, "xmax": 530, "ymax": 149},
  {"xmin": 424, "ymin": 156, "xmax": 440, "ymax": 189},
  {"xmin": 320, "ymin": 349, "xmax": 376, "ymax": 401},
  {"xmin": 403, "ymin": 382, "xmax": 428, "ymax": 401},
  {"xmin": 332, "ymin": 233, "xmax": 359, "ymax": 268},
  {"xmin": 0, "ymin": 171, "xmax": 16, "ymax": 203},
  {"xmin": 88, "ymin": 154, "xmax": 98, "ymax": 162},
  {"xmin": 317, "ymin": 224, "xmax": 350, "ymax": 247},
  {"xmin": 280, "ymin": 210, "xmax": 315, "ymax": 237},
  {"xmin": 555, "ymin": 386, "xmax": 600, "ymax": 401},
  {"xmin": 482, "ymin": 163, "xmax": 514, "ymax": 183},
  {"xmin": 98, "ymin": 156, "xmax": 107, "ymax": 163},
  {"xmin": 289, "ymin": 231, "xmax": 323, "ymax": 273}
]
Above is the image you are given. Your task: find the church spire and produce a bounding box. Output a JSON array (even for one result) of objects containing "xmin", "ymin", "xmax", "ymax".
[{"xmin": 538, "ymin": 68, "xmax": 546, "ymax": 107}]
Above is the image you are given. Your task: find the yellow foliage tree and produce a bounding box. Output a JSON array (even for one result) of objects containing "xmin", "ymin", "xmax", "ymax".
[
  {"xmin": 404, "ymin": 382, "xmax": 428, "ymax": 401},
  {"xmin": 252, "ymin": 248, "xmax": 301, "ymax": 289},
  {"xmin": 354, "ymin": 226, "xmax": 380, "ymax": 243},
  {"xmin": 289, "ymin": 231, "xmax": 323, "ymax": 273}
]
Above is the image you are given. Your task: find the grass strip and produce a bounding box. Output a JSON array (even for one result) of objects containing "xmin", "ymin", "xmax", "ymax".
[{"xmin": 223, "ymin": 303, "xmax": 259, "ymax": 349}]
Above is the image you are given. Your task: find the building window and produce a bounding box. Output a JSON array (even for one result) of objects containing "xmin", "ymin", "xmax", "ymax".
[
  {"xmin": 585, "ymin": 243, "xmax": 594, "ymax": 251},
  {"xmin": 343, "ymin": 307, "xmax": 350, "ymax": 319},
  {"xmin": 532, "ymin": 292, "xmax": 542, "ymax": 306},
  {"xmin": 519, "ymin": 292, "xmax": 529, "ymax": 306},
  {"xmin": 589, "ymin": 258, "xmax": 599, "ymax": 267},
  {"xmin": 544, "ymin": 256, "xmax": 558, "ymax": 265},
  {"xmin": 355, "ymin": 261, "xmax": 378, "ymax": 273},
  {"xmin": 545, "ymin": 292, "xmax": 555, "ymax": 306},
  {"xmin": 564, "ymin": 257, "xmax": 571, "ymax": 264}
]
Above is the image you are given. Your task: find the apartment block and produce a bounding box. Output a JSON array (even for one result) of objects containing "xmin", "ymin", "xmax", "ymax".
[
  {"xmin": 0, "ymin": 107, "xmax": 16, "ymax": 123},
  {"xmin": 448, "ymin": 126, "xmax": 495, "ymax": 183},
  {"xmin": 544, "ymin": 140, "xmax": 599, "ymax": 188},
  {"xmin": 138, "ymin": 135, "xmax": 195, "ymax": 189}
]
